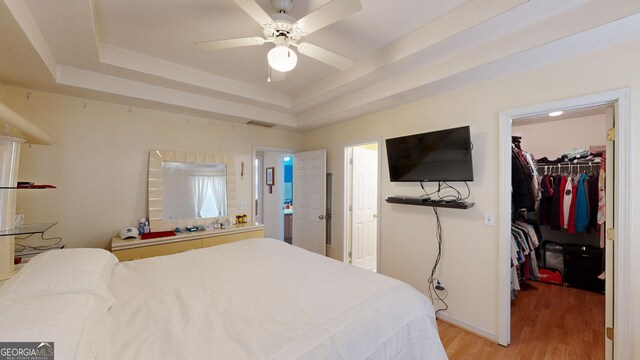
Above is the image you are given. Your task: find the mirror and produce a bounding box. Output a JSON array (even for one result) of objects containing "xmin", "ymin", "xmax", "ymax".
[
  {"xmin": 148, "ymin": 150, "xmax": 237, "ymax": 232},
  {"xmin": 162, "ymin": 162, "xmax": 227, "ymax": 220}
]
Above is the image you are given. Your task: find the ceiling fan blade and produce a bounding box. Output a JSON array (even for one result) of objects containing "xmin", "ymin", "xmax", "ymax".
[
  {"xmin": 196, "ymin": 37, "xmax": 265, "ymax": 51},
  {"xmin": 233, "ymin": 0, "xmax": 275, "ymax": 28},
  {"xmin": 296, "ymin": 42, "xmax": 353, "ymax": 70},
  {"xmin": 294, "ymin": 0, "xmax": 361, "ymax": 35}
]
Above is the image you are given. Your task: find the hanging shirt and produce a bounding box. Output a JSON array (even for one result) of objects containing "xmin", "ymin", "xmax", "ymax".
[
  {"xmin": 511, "ymin": 147, "xmax": 536, "ymax": 211},
  {"xmin": 549, "ymin": 174, "xmax": 563, "ymax": 230},
  {"xmin": 563, "ymin": 176, "xmax": 573, "ymax": 229},
  {"xmin": 538, "ymin": 174, "xmax": 554, "ymax": 225},
  {"xmin": 597, "ymin": 152, "xmax": 606, "ymax": 225},
  {"xmin": 588, "ymin": 174, "xmax": 599, "ymax": 232},
  {"xmin": 575, "ymin": 173, "xmax": 590, "ymax": 232},
  {"xmin": 567, "ymin": 182, "xmax": 578, "ymax": 234},
  {"xmin": 558, "ymin": 175, "xmax": 568, "ymax": 228},
  {"xmin": 598, "ymin": 153, "xmax": 606, "ymax": 248},
  {"xmin": 523, "ymin": 152, "xmax": 541, "ymax": 202}
]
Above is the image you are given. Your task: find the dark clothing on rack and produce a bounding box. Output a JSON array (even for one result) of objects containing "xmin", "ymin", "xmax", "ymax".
[
  {"xmin": 512, "ymin": 148, "xmax": 536, "ymax": 211},
  {"xmin": 539, "ymin": 174, "xmax": 554, "ymax": 225},
  {"xmin": 525, "ymin": 218, "xmax": 543, "ymax": 240},
  {"xmin": 512, "ymin": 136, "xmax": 522, "ymax": 150},
  {"xmin": 550, "ymin": 174, "xmax": 563, "ymax": 229}
]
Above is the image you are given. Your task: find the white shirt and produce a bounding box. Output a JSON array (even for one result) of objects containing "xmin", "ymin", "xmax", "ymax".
[{"xmin": 563, "ymin": 176, "xmax": 573, "ymax": 229}]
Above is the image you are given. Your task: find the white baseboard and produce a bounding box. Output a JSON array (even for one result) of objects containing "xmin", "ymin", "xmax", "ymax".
[{"xmin": 436, "ymin": 312, "xmax": 498, "ymax": 343}]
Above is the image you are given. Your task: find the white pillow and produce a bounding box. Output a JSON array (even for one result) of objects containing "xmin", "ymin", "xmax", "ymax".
[
  {"xmin": 0, "ymin": 294, "xmax": 110, "ymax": 360},
  {"xmin": 0, "ymin": 248, "xmax": 118, "ymax": 305}
]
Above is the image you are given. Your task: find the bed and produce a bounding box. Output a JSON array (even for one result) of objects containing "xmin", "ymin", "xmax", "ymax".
[{"xmin": 0, "ymin": 238, "xmax": 447, "ymax": 360}]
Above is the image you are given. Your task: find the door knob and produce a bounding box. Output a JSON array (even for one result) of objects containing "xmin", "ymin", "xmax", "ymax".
[
  {"xmin": 373, "ymin": 213, "xmax": 378, "ymax": 218},
  {"xmin": 318, "ymin": 215, "xmax": 325, "ymax": 220}
]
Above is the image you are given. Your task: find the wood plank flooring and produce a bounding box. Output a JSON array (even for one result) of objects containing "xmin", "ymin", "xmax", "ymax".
[{"xmin": 438, "ymin": 281, "xmax": 605, "ymax": 359}]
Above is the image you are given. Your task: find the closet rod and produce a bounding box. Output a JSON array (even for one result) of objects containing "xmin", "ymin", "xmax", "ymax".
[{"xmin": 536, "ymin": 163, "xmax": 601, "ymax": 175}]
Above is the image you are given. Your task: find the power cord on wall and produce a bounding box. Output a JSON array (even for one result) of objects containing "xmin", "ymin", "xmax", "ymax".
[
  {"xmin": 421, "ymin": 181, "xmax": 470, "ymax": 202},
  {"xmin": 14, "ymin": 232, "xmax": 63, "ymax": 252},
  {"xmin": 419, "ymin": 181, "xmax": 471, "ymax": 314},
  {"xmin": 428, "ymin": 206, "xmax": 449, "ymax": 315}
]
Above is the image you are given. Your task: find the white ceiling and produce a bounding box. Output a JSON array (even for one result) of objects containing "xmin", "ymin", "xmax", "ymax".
[{"xmin": 1, "ymin": 0, "xmax": 640, "ymax": 130}]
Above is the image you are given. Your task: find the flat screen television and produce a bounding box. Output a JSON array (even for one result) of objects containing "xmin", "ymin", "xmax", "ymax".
[{"xmin": 385, "ymin": 126, "xmax": 473, "ymax": 182}]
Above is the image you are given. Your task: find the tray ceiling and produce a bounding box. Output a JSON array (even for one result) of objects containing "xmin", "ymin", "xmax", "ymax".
[{"xmin": 1, "ymin": 0, "xmax": 640, "ymax": 130}]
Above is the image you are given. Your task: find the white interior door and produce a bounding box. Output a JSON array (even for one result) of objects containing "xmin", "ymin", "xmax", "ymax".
[
  {"xmin": 604, "ymin": 105, "xmax": 614, "ymax": 360},
  {"xmin": 254, "ymin": 154, "xmax": 263, "ymax": 224},
  {"xmin": 351, "ymin": 147, "xmax": 378, "ymax": 270},
  {"xmin": 293, "ymin": 150, "xmax": 326, "ymax": 255}
]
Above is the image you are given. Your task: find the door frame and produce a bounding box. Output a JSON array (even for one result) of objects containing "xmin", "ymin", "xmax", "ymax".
[
  {"xmin": 251, "ymin": 145, "xmax": 295, "ymax": 233},
  {"xmin": 343, "ymin": 138, "xmax": 382, "ymax": 272},
  {"xmin": 497, "ymin": 88, "xmax": 632, "ymax": 359}
]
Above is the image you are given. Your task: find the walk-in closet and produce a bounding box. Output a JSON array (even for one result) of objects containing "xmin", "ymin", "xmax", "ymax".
[{"xmin": 509, "ymin": 105, "xmax": 610, "ymax": 358}]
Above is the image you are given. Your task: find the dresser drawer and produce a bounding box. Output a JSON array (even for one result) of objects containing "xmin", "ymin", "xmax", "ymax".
[
  {"xmin": 113, "ymin": 239, "xmax": 202, "ymax": 261},
  {"xmin": 201, "ymin": 230, "xmax": 264, "ymax": 248}
]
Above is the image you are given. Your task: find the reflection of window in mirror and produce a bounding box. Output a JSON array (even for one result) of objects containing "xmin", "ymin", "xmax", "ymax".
[{"xmin": 162, "ymin": 162, "xmax": 228, "ymax": 220}]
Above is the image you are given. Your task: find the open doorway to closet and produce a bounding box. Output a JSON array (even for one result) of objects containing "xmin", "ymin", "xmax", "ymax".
[
  {"xmin": 344, "ymin": 141, "xmax": 380, "ymax": 272},
  {"xmin": 253, "ymin": 147, "xmax": 294, "ymax": 243},
  {"xmin": 499, "ymin": 90, "xmax": 632, "ymax": 360},
  {"xmin": 509, "ymin": 104, "xmax": 610, "ymax": 358}
]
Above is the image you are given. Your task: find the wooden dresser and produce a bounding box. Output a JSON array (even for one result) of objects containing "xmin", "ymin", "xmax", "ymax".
[{"xmin": 110, "ymin": 223, "xmax": 264, "ymax": 261}]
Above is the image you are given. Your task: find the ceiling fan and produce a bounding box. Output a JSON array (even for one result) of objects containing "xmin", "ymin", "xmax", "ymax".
[{"xmin": 196, "ymin": 0, "xmax": 362, "ymax": 76}]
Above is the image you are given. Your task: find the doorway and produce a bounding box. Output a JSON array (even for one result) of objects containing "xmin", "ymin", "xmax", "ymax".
[
  {"xmin": 253, "ymin": 147, "xmax": 294, "ymax": 242},
  {"xmin": 510, "ymin": 104, "xmax": 609, "ymax": 357},
  {"xmin": 498, "ymin": 89, "xmax": 632, "ymax": 360},
  {"xmin": 345, "ymin": 141, "xmax": 380, "ymax": 272},
  {"xmin": 283, "ymin": 155, "xmax": 293, "ymax": 244}
]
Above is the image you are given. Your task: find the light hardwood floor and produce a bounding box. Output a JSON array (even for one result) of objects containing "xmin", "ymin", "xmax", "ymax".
[{"xmin": 438, "ymin": 281, "xmax": 605, "ymax": 359}]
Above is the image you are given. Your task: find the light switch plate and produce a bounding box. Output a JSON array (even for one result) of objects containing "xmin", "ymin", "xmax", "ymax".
[{"xmin": 484, "ymin": 212, "xmax": 495, "ymax": 226}]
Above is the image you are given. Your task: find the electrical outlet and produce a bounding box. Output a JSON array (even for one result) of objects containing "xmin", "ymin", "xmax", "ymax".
[
  {"xmin": 484, "ymin": 212, "xmax": 495, "ymax": 226},
  {"xmin": 238, "ymin": 201, "xmax": 247, "ymax": 210}
]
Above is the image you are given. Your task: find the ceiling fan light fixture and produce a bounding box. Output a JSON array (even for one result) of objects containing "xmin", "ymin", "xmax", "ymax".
[{"xmin": 268, "ymin": 44, "xmax": 297, "ymax": 72}]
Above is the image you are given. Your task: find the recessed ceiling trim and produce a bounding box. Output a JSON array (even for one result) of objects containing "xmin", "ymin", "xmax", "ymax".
[
  {"xmin": 88, "ymin": 0, "xmax": 103, "ymax": 58},
  {"xmin": 291, "ymin": 0, "xmax": 529, "ymax": 108},
  {"xmin": 296, "ymin": 1, "xmax": 640, "ymax": 126},
  {"xmin": 4, "ymin": 0, "xmax": 57, "ymax": 79},
  {"xmin": 56, "ymin": 65, "xmax": 297, "ymax": 127},
  {"xmin": 98, "ymin": 44, "xmax": 292, "ymax": 109}
]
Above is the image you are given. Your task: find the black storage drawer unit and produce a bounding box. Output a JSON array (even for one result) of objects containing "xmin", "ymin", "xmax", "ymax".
[{"xmin": 563, "ymin": 244, "xmax": 604, "ymax": 293}]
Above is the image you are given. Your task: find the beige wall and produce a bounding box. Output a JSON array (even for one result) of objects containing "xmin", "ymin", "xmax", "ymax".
[
  {"xmin": 301, "ymin": 37, "xmax": 640, "ymax": 350},
  {"xmin": 513, "ymin": 114, "xmax": 607, "ymax": 159},
  {"xmin": 4, "ymin": 86, "xmax": 299, "ymax": 249}
]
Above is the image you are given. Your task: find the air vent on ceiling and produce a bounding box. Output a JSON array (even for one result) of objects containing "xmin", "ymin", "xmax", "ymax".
[{"xmin": 246, "ymin": 120, "xmax": 275, "ymax": 128}]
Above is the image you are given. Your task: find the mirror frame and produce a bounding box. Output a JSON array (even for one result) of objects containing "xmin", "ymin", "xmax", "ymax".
[{"xmin": 148, "ymin": 150, "xmax": 236, "ymax": 232}]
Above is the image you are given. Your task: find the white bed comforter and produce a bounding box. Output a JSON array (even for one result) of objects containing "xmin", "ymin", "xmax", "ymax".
[{"xmin": 108, "ymin": 238, "xmax": 447, "ymax": 359}]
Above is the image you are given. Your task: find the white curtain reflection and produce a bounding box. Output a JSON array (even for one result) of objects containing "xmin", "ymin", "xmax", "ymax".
[
  {"xmin": 195, "ymin": 175, "xmax": 226, "ymax": 218},
  {"xmin": 163, "ymin": 162, "xmax": 227, "ymax": 220},
  {"xmin": 192, "ymin": 176, "xmax": 210, "ymax": 218},
  {"xmin": 210, "ymin": 176, "xmax": 227, "ymax": 216}
]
